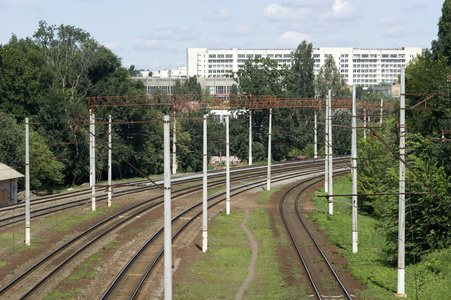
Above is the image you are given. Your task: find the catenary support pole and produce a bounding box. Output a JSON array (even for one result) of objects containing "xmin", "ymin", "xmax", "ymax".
[
  {"xmin": 108, "ymin": 115, "xmax": 112, "ymax": 207},
  {"xmin": 25, "ymin": 118, "xmax": 30, "ymax": 246},
  {"xmin": 395, "ymin": 67, "xmax": 407, "ymax": 298},
  {"xmin": 325, "ymin": 99, "xmax": 329, "ymax": 193},
  {"xmin": 267, "ymin": 108, "xmax": 272, "ymax": 191},
  {"xmin": 163, "ymin": 115, "xmax": 172, "ymax": 300},
  {"xmin": 249, "ymin": 110, "xmax": 252, "ymax": 165},
  {"xmin": 314, "ymin": 110, "xmax": 318, "ymax": 159},
  {"xmin": 172, "ymin": 110, "xmax": 177, "ymax": 175},
  {"xmin": 226, "ymin": 115, "xmax": 231, "ymax": 215},
  {"xmin": 328, "ymin": 89, "xmax": 333, "ymax": 215},
  {"xmin": 90, "ymin": 109, "xmax": 96, "ymax": 211},
  {"xmin": 351, "ymin": 85, "xmax": 358, "ymax": 253},
  {"xmin": 202, "ymin": 115, "xmax": 208, "ymax": 252},
  {"xmin": 363, "ymin": 109, "xmax": 367, "ymax": 139}
]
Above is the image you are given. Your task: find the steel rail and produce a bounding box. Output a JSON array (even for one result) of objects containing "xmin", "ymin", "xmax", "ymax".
[
  {"xmin": 0, "ymin": 159, "xmax": 336, "ymax": 227},
  {"xmin": 279, "ymin": 174, "xmax": 352, "ymax": 300},
  {"xmin": 0, "ymin": 160, "xmax": 346, "ymax": 298},
  {"xmin": 102, "ymin": 166, "xmax": 340, "ymax": 299}
]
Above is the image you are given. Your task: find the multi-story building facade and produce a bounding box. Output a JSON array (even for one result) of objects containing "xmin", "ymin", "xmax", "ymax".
[
  {"xmin": 187, "ymin": 47, "xmax": 422, "ymax": 88},
  {"xmin": 137, "ymin": 46, "xmax": 422, "ymax": 96}
]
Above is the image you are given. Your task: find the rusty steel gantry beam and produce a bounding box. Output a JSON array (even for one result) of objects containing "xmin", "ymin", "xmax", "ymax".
[{"xmin": 87, "ymin": 94, "xmax": 395, "ymax": 111}]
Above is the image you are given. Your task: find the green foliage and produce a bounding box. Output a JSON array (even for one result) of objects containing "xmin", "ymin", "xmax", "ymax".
[
  {"xmin": 128, "ymin": 65, "xmax": 141, "ymax": 77},
  {"xmin": 315, "ymin": 55, "xmax": 348, "ymax": 98},
  {"xmin": 172, "ymin": 76, "xmax": 202, "ymax": 95},
  {"xmin": 287, "ymin": 40, "xmax": 315, "ymax": 98},
  {"xmin": 357, "ymin": 121, "xmax": 451, "ymax": 262},
  {"xmin": 0, "ymin": 35, "xmax": 52, "ymax": 120},
  {"xmin": 233, "ymin": 56, "xmax": 288, "ymax": 96},
  {"xmin": 311, "ymin": 177, "xmax": 451, "ymax": 299},
  {"xmin": 432, "ymin": 0, "xmax": 451, "ymax": 62},
  {"xmin": 0, "ymin": 113, "xmax": 24, "ymax": 171}
]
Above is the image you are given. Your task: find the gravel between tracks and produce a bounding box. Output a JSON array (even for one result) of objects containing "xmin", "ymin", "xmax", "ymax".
[{"xmin": 0, "ymin": 177, "xmax": 366, "ymax": 299}]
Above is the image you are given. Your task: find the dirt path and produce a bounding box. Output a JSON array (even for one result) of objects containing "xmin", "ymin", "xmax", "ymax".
[{"xmin": 234, "ymin": 209, "xmax": 259, "ymax": 300}]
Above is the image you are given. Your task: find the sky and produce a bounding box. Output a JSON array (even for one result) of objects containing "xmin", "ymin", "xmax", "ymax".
[{"xmin": 0, "ymin": 0, "xmax": 445, "ymax": 71}]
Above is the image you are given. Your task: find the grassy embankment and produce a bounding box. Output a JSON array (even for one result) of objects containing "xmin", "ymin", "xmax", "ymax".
[
  {"xmin": 175, "ymin": 177, "xmax": 451, "ymax": 299},
  {"xmin": 310, "ymin": 176, "xmax": 451, "ymax": 299},
  {"xmin": 174, "ymin": 186, "xmax": 308, "ymax": 299}
]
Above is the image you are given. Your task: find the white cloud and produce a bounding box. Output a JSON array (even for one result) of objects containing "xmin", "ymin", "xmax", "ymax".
[
  {"xmin": 321, "ymin": 0, "xmax": 357, "ymax": 20},
  {"xmin": 144, "ymin": 25, "xmax": 198, "ymax": 41},
  {"xmin": 277, "ymin": 31, "xmax": 310, "ymax": 47},
  {"xmin": 223, "ymin": 25, "xmax": 254, "ymax": 36},
  {"xmin": 262, "ymin": 4, "xmax": 311, "ymax": 22},
  {"xmin": 204, "ymin": 9, "xmax": 232, "ymax": 21},
  {"xmin": 282, "ymin": 0, "xmax": 332, "ymax": 7},
  {"xmin": 383, "ymin": 26, "xmax": 407, "ymax": 38},
  {"xmin": 103, "ymin": 41, "xmax": 124, "ymax": 51},
  {"xmin": 379, "ymin": 17, "xmax": 399, "ymax": 26},
  {"xmin": 133, "ymin": 39, "xmax": 166, "ymax": 51}
]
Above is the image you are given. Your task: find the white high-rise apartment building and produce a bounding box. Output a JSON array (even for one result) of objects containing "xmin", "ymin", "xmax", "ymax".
[{"xmin": 187, "ymin": 47, "xmax": 422, "ymax": 88}]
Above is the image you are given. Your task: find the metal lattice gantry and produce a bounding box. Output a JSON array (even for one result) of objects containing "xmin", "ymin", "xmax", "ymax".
[{"xmin": 87, "ymin": 94, "xmax": 395, "ymax": 111}]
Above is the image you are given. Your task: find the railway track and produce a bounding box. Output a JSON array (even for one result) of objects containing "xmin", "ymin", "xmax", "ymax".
[
  {"xmin": 279, "ymin": 174, "xmax": 353, "ymax": 299},
  {"xmin": 100, "ymin": 166, "xmax": 344, "ymax": 299},
  {"xmin": 0, "ymin": 159, "xmax": 349, "ymax": 299},
  {"xmin": 0, "ymin": 159, "xmax": 346, "ymax": 228}
]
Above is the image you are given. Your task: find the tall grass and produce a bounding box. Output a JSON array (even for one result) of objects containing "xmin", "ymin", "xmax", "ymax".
[{"xmin": 310, "ymin": 176, "xmax": 451, "ymax": 299}]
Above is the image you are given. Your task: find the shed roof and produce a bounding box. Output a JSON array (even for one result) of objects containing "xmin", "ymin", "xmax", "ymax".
[{"xmin": 0, "ymin": 163, "xmax": 24, "ymax": 181}]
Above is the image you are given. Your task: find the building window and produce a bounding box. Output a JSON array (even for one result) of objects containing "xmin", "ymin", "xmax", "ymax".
[
  {"xmin": 226, "ymin": 54, "xmax": 233, "ymax": 58},
  {"xmin": 209, "ymin": 54, "xmax": 216, "ymax": 58},
  {"xmin": 267, "ymin": 54, "xmax": 274, "ymax": 58},
  {"xmin": 246, "ymin": 54, "xmax": 254, "ymax": 58},
  {"xmin": 217, "ymin": 54, "xmax": 224, "ymax": 58},
  {"xmin": 238, "ymin": 54, "xmax": 245, "ymax": 58},
  {"xmin": 283, "ymin": 54, "xmax": 291, "ymax": 58}
]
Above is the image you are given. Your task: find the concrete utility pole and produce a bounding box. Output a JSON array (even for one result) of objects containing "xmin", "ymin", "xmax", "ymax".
[
  {"xmin": 25, "ymin": 118, "xmax": 30, "ymax": 246},
  {"xmin": 108, "ymin": 115, "xmax": 112, "ymax": 207},
  {"xmin": 325, "ymin": 98, "xmax": 329, "ymax": 193},
  {"xmin": 328, "ymin": 89, "xmax": 333, "ymax": 215},
  {"xmin": 90, "ymin": 109, "xmax": 96, "ymax": 211},
  {"xmin": 226, "ymin": 115, "xmax": 231, "ymax": 215},
  {"xmin": 363, "ymin": 109, "xmax": 367, "ymax": 139},
  {"xmin": 380, "ymin": 98, "xmax": 384, "ymax": 127},
  {"xmin": 202, "ymin": 115, "xmax": 208, "ymax": 252},
  {"xmin": 395, "ymin": 67, "xmax": 407, "ymax": 298},
  {"xmin": 267, "ymin": 108, "xmax": 272, "ymax": 191},
  {"xmin": 163, "ymin": 115, "xmax": 172, "ymax": 300},
  {"xmin": 172, "ymin": 110, "xmax": 177, "ymax": 175},
  {"xmin": 249, "ymin": 110, "xmax": 252, "ymax": 165},
  {"xmin": 351, "ymin": 85, "xmax": 358, "ymax": 253},
  {"xmin": 314, "ymin": 110, "xmax": 318, "ymax": 159}
]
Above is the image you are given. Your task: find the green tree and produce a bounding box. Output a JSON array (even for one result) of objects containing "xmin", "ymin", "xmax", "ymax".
[
  {"xmin": 0, "ymin": 35, "xmax": 53, "ymax": 120},
  {"xmin": 315, "ymin": 55, "xmax": 347, "ymax": 98},
  {"xmin": 0, "ymin": 111, "xmax": 65, "ymax": 192},
  {"xmin": 230, "ymin": 84, "xmax": 239, "ymax": 95},
  {"xmin": 33, "ymin": 21, "xmax": 99, "ymax": 101},
  {"xmin": 233, "ymin": 56, "xmax": 287, "ymax": 96},
  {"xmin": 432, "ymin": 0, "xmax": 451, "ymax": 62},
  {"xmin": 184, "ymin": 75, "xmax": 202, "ymax": 94},
  {"xmin": 128, "ymin": 65, "xmax": 141, "ymax": 77},
  {"xmin": 172, "ymin": 79, "xmax": 187, "ymax": 95},
  {"xmin": 287, "ymin": 41, "xmax": 315, "ymax": 98}
]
